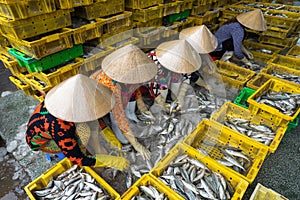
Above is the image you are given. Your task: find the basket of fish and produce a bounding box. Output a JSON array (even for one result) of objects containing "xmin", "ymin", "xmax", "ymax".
[
  {"xmin": 260, "ymin": 63, "xmax": 300, "ymax": 88},
  {"xmin": 150, "ymin": 143, "xmax": 249, "ymax": 200},
  {"xmin": 210, "ymin": 102, "xmax": 288, "ymax": 154},
  {"xmin": 214, "ymin": 60, "xmax": 256, "ymax": 90},
  {"xmin": 247, "ymin": 78, "xmax": 300, "ymax": 123},
  {"xmin": 121, "ymin": 174, "xmax": 184, "ymax": 200},
  {"xmin": 268, "ymin": 54, "xmax": 300, "ymax": 71},
  {"xmin": 243, "ymin": 40, "xmax": 283, "ymax": 57},
  {"xmin": 182, "ymin": 119, "xmax": 269, "ymax": 183},
  {"xmin": 24, "ymin": 158, "xmax": 120, "ymax": 200}
]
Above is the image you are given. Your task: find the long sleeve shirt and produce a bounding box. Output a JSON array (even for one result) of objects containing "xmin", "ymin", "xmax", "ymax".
[
  {"xmin": 91, "ymin": 70, "xmax": 141, "ymax": 134},
  {"xmin": 25, "ymin": 102, "xmax": 96, "ymax": 166},
  {"xmin": 214, "ymin": 22, "xmax": 245, "ymax": 60}
]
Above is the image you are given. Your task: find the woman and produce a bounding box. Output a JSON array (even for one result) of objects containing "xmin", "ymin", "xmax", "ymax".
[
  {"xmin": 210, "ymin": 9, "xmax": 267, "ymax": 67},
  {"xmin": 91, "ymin": 44, "xmax": 158, "ymax": 161},
  {"xmin": 153, "ymin": 39, "xmax": 202, "ymax": 112},
  {"xmin": 25, "ymin": 74, "xmax": 129, "ymax": 170},
  {"xmin": 179, "ymin": 25, "xmax": 220, "ymax": 93}
]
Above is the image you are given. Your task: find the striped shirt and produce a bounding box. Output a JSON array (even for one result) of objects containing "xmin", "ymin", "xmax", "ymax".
[{"xmin": 214, "ymin": 22, "xmax": 245, "ymax": 59}]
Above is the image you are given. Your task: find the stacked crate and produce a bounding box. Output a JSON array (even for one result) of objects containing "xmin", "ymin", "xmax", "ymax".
[
  {"xmin": 189, "ymin": 0, "xmax": 221, "ymax": 33},
  {"xmin": 219, "ymin": 2, "xmax": 300, "ymax": 45},
  {"xmin": 0, "ymin": 0, "xmax": 81, "ymax": 102},
  {"xmin": 125, "ymin": 0, "xmax": 164, "ymax": 48}
]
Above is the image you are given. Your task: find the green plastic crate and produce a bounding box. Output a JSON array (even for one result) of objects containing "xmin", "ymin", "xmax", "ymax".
[
  {"xmin": 8, "ymin": 45, "xmax": 83, "ymax": 73},
  {"xmin": 286, "ymin": 115, "xmax": 299, "ymax": 133},
  {"xmin": 164, "ymin": 9, "xmax": 191, "ymax": 22},
  {"xmin": 233, "ymin": 87, "xmax": 256, "ymax": 109}
]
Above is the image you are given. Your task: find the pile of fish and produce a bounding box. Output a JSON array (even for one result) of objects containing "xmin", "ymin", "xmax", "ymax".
[
  {"xmin": 197, "ymin": 142, "xmax": 252, "ymax": 175},
  {"xmin": 224, "ymin": 117, "xmax": 276, "ymax": 145},
  {"xmin": 253, "ymin": 49, "xmax": 273, "ymax": 55},
  {"xmin": 157, "ymin": 154, "xmax": 234, "ymax": 200},
  {"xmin": 131, "ymin": 185, "xmax": 168, "ymax": 200},
  {"xmin": 33, "ymin": 165, "xmax": 112, "ymax": 200},
  {"xmin": 256, "ymin": 91, "xmax": 300, "ymax": 116},
  {"xmin": 270, "ymin": 72, "xmax": 300, "ymax": 84}
]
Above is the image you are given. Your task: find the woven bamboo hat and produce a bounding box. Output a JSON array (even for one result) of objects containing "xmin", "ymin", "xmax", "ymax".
[
  {"xmin": 102, "ymin": 44, "xmax": 157, "ymax": 84},
  {"xmin": 45, "ymin": 74, "xmax": 115, "ymax": 123},
  {"xmin": 179, "ymin": 25, "xmax": 218, "ymax": 54},
  {"xmin": 237, "ymin": 9, "xmax": 267, "ymax": 31},
  {"xmin": 156, "ymin": 39, "xmax": 202, "ymax": 74}
]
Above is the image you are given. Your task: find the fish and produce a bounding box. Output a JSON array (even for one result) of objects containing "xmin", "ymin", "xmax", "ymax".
[
  {"xmin": 32, "ymin": 165, "xmax": 113, "ymax": 200},
  {"xmin": 157, "ymin": 155, "xmax": 233, "ymax": 199}
]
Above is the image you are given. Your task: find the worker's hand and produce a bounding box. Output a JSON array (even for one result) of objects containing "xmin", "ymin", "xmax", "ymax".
[
  {"xmin": 100, "ymin": 127, "xmax": 122, "ymax": 150},
  {"xmin": 94, "ymin": 154, "xmax": 130, "ymax": 170},
  {"xmin": 133, "ymin": 141, "xmax": 151, "ymax": 160},
  {"xmin": 220, "ymin": 51, "xmax": 234, "ymax": 62},
  {"xmin": 240, "ymin": 57, "xmax": 253, "ymax": 68},
  {"xmin": 242, "ymin": 45, "xmax": 254, "ymax": 60},
  {"xmin": 244, "ymin": 50, "xmax": 253, "ymax": 60},
  {"xmin": 139, "ymin": 110, "xmax": 155, "ymax": 124}
]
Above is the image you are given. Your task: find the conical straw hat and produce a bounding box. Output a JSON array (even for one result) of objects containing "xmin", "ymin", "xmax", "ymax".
[
  {"xmin": 179, "ymin": 25, "xmax": 218, "ymax": 54},
  {"xmin": 45, "ymin": 74, "xmax": 115, "ymax": 123},
  {"xmin": 237, "ymin": 9, "xmax": 267, "ymax": 31},
  {"xmin": 102, "ymin": 44, "xmax": 158, "ymax": 84},
  {"xmin": 156, "ymin": 39, "xmax": 202, "ymax": 74}
]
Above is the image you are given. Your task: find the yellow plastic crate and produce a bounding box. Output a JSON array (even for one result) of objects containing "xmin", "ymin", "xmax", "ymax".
[
  {"xmin": 69, "ymin": 20, "xmax": 105, "ymax": 45},
  {"xmin": 55, "ymin": 0, "xmax": 94, "ymax": 9},
  {"xmin": 173, "ymin": 17, "xmax": 195, "ymax": 32},
  {"xmin": 214, "ymin": 60, "xmax": 256, "ymax": 90},
  {"xmin": 262, "ymin": 26, "xmax": 293, "ymax": 40},
  {"xmin": 98, "ymin": 11, "xmax": 132, "ymax": 36},
  {"xmin": 9, "ymin": 75, "xmax": 33, "ymax": 96},
  {"xmin": 160, "ymin": 1, "xmax": 183, "ymax": 17},
  {"xmin": 191, "ymin": 4, "xmax": 211, "ymax": 15},
  {"xmin": 179, "ymin": 0, "xmax": 193, "ymax": 11},
  {"xmin": 74, "ymin": 0, "xmax": 125, "ymax": 20},
  {"xmin": 99, "ymin": 29, "xmax": 133, "ymax": 47},
  {"xmin": 4, "ymin": 28, "xmax": 73, "ymax": 60},
  {"xmin": 259, "ymin": 35, "xmax": 299, "ymax": 48},
  {"xmin": 121, "ymin": 174, "xmax": 184, "ymax": 200},
  {"xmin": 80, "ymin": 46, "xmax": 114, "ymax": 75},
  {"xmin": 23, "ymin": 73, "xmax": 53, "ymax": 95},
  {"xmin": 246, "ymin": 73, "xmax": 270, "ymax": 91},
  {"xmin": 247, "ymin": 79, "xmax": 300, "ymax": 122},
  {"xmin": 0, "ymin": 50, "xmax": 28, "ymax": 76},
  {"xmin": 182, "ymin": 119, "xmax": 269, "ymax": 183},
  {"xmin": 210, "ymin": 102, "xmax": 288, "ymax": 153},
  {"xmin": 286, "ymin": 45, "xmax": 300, "ymax": 58},
  {"xmin": 110, "ymin": 37, "xmax": 139, "ymax": 50},
  {"xmin": 134, "ymin": 27, "xmax": 164, "ymax": 47},
  {"xmin": 134, "ymin": 17, "xmax": 162, "ymax": 28},
  {"xmin": 261, "ymin": 63, "xmax": 300, "ymax": 88},
  {"xmin": 24, "ymin": 158, "xmax": 120, "ymax": 200},
  {"xmin": 268, "ymin": 54, "xmax": 300, "ymax": 70},
  {"xmin": 263, "ymin": 10, "xmax": 299, "ymax": 29},
  {"xmin": 0, "ymin": 34, "xmax": 9, "ymax": 47},
  {"xmin": 0, "ymin": 0, "xmax": 56, "ymax": 20},
  {"xmin": 125, "ymin": 0, "xmax": 163, "ymax": 9},
  {"xmin": 193, "ymin": 0, "xmax": 212, "ymax": 6},
  {"xmin": 132, "ymin": 5, "xmax": 163, "ymax": 23},
  {"xmin": 150, "ymin": 143, "xmax": 249, "ymax": 200},
  {"xmin": 243, "ymin": 40, "xmax": 283, "ymax": 55},
  {"xmin": 0, "ymin": 9, "xmax": 73, "ymax": 39},
  {"xmin": 250, "ymin": 183, "xmax": 288, "ymax": 200},
  {"xmin": 28, "ymin": 58, "xmax": 83, "ymax": 88},
  {"xmin": 190, "ymin": 9, "xmax": 220, "ymax": 25}
]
